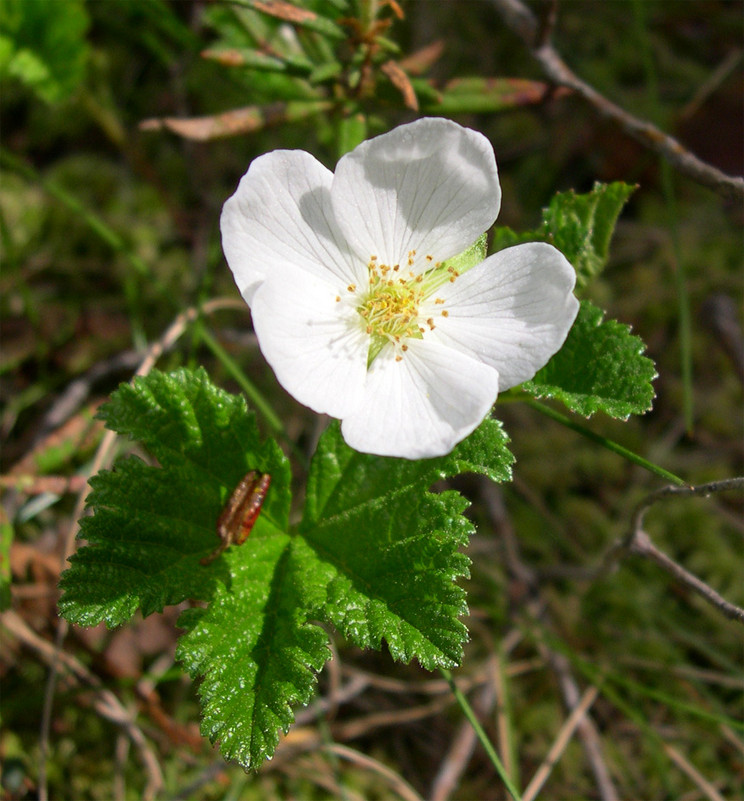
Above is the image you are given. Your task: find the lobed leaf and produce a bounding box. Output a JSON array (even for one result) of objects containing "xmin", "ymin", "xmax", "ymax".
[
  {"xmin": 58, "ymin": 368, "xmax": 515, "ymax": 769},
  {"xmin": 523, "ymin": 300, "xmax": 657, "ymax": 418},
  {"xmin": 58, "ymin": 368, "xmax": 291, "ymax": 627},
  {"xmin": 542, "ymin": 182, "xmax": 637, "ymax": 289},
  {"xmin": 177, "ymin": 536, "xmax": 330, "ymax": 769},
  {"xmin": 298, "ymin": 419, "xmax": 514, "ymax": 669}
]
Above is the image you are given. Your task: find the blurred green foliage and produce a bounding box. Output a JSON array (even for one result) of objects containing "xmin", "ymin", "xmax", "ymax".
[{"xmin": 0, "ymin": 0, "xmax": 90, "ymax": 103}]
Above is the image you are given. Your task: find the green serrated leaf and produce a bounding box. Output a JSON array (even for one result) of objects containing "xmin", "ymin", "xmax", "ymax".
[
  {"xmin": 523, "ymin": 300, "xmax": 656, "ymax": 418},
  {"xmin": 542, "ymin": 182, "xmax": 636, "ymax": 289},
  {"xmin": 58, "ymin": 368, "xmax": 291, "ymax": 627},
  {"xmin": 57, "ymin": 369, "xmax": 515, "ymax": 770},
  {"xmin": 176, "ymin": 536, "xmax": 330, "ymax": 769},
  {"xmin": 297, "ymin": 419, "xmax": 514, "ymax": 670}
]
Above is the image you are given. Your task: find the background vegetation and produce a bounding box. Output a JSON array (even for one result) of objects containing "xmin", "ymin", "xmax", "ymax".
[{"xmin": 1, "ymin": 1, "xmax": 742, "ymax": 799}]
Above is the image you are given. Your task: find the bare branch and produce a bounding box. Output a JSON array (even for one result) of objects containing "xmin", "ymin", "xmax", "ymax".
[
  {"xmin": 627, "ymin": 477, "xmax": 744, "ymax": 624},
  {"xmin": 489, "ymin": 0, "xmax": 744, "ymax": 203},
  {"xmin": 537, "ymin": 477, "xmax": 744, "ymax": 625},
  {"xmin": 629, "ymin": 529, "xmax": 744, "ymax": 624}
]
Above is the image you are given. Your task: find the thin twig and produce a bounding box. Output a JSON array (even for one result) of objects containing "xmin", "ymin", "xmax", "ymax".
[
  {"xmin": 521, "ymin": 685, "xmax": 601, "ymax": 801},
  {"xmin": 630, "ymin": 528, "xmax": 744, "ymax": 623},
  {"xmin": 2, "ymin": 610, "xmax": 164, "ymax": 801},
  {"xmin": 323, "ymin": 744, "xmax": 425, "ymax": 801},
  {"xmin": 539, "ymin": 478, "xmax": 744, "ymax": 625},
  {"xmin": 489, "ymin": 0, "xmax": 744, "ymax": 203},
  {"xmin": 627, "ymin": 477, "xmax": 744, "ymax": 624}
]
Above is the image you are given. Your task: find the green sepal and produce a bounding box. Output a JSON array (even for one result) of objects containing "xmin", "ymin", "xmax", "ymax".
[{"xmin": 442, "ymin": 232, "xmax": 488, "ymax": 275}]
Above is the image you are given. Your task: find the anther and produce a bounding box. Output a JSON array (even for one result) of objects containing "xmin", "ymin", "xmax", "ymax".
[
  {"xmin": 441, "ymin": 310, "xmax": 449, "ymax": 317},
  {"xmin": 347, "ymin": 284, "xmax": 356, "ymax": 292}
]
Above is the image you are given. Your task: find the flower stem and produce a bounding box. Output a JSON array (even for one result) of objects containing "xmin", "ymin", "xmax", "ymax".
[
  {"xmin": 524, "ymin": 399, "xmax": 687, "ymax": 487},
  {"xmin": 440, "ymin": 668, "xmax": 523, "ymax": 801},
  {"xmin": 198, "ymin": 326, "xmax": 284, "ymax": 436}
]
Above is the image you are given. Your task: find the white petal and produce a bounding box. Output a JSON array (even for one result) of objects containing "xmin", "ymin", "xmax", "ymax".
[
  {"xmin": 221, "ymin": 150, "xmax": 363, "ymax": 303},
  {"xmin": 331, "ymin": 118, "xmax": 501, "ymax": 269},
  {"xmin": 340, "ymin": 339, "xmax": 500, "ymax": 459},
  {"xmin": 250, "ymin": 271, "xmax": 368, "ymax": 419},
  {"xmin": 432, "ymin": 242, "xmax": 579, "ymax": 390}
]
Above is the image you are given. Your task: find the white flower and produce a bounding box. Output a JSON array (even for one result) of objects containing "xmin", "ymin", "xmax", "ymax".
[{"xmin": 221, "ymin": 118, "xmax": 579, "ymax": 459}]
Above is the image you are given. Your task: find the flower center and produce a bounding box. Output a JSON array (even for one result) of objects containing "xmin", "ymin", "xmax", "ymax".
[
  {"xmin": 359, "ymin": 256, "xmax": 423, "ymax": 337},
  {"xmin": 354, "ymin": 253, "xmax": 453, "ymax": 365}
]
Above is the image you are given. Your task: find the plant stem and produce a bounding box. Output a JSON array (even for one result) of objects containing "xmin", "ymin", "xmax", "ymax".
[
  {"xmin": 197, "ymin": 326, "xmax": 284, "ymax": 436},
  {"xmin": 440, "ymin": 668, "xmax": 523, "ymax": 801},
  {"xmin": 524, "ymin": 399, "xmax": 687, "ymax": 487}
]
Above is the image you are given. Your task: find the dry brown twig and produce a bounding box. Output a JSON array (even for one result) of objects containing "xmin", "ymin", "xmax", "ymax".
[
  {"xmin": 584, "ymin": 478, "xmax": 744, "ymax": 624},
  {"xmin": 480, "ymin": 478, "xmax": 620, "ymax": 801},
  {"xmin": 489, "ymin": 0, "xmax": 744, "ymax": 203},
  {"xmin": 625, "ymin": 478, "xmax": 744, "ymax": 624},
  {"xmin": 541, "ymin": 477, "xmax": 744, "ymax": 625}
]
